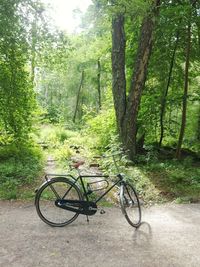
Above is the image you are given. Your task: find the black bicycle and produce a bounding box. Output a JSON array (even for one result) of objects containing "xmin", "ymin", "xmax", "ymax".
[{"xmin": 35, "ymin": 153, "xmax": 141, "ymax": 228}]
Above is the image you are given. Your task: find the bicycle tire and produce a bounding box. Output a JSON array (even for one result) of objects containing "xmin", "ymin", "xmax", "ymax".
[
  {"xmin": 120, "ymin": 182, "xmax": 141, "ymax": 227},
  {"xmin": 35, "ymin": 177, "xmax": 83, "ymax": 227}
]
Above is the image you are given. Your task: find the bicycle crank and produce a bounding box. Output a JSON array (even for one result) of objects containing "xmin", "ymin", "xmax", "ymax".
[{"xmin": 55, "ymin": 199, "xmax": 97, "ymax": 216}]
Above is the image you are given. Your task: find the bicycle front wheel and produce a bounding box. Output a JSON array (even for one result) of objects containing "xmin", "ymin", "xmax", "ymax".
[
  {"xmin": 120, "ymin": 182, "xmax": 141, "ymax": 227},
  {"xmin": 35, "ymin": 177, "xmax": 83, "ymax": 227}
]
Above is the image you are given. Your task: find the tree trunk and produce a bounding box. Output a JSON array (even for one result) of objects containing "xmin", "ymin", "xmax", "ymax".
[
  {"xmin": 193, "ymin": 0, "xmax": 200, "ymax": 54},
  {"xmin": 197, "ymin": 107, "xmax": 200, "ymax": 141},
  {"xmin": 159, "ymin": 30, "xmax": 180, "ymax": 147},
  {"xmin": 124, "ymin": 0, "xmax": 161, "ymax": 159},
  {"xmin": 73, "ymin": 70, "xmax": 84, "ymax": 123},
  {"xmin": 30, "ymin": 19, "xmax": 37, "ymax": 84},
  {"xmin": 111, "ymin": 0, "xmax": 160, "ymax": 160},
  {"xmin": 111, "ymin": 13, "xmax": 127, "ymax": 138},
  {"xmin": 97, "ymin": 58, "xmax": 102, "ymax": 110},
  {"xmin": 175, "ymin": 22, "xmax": 191, "ymax": 159}
]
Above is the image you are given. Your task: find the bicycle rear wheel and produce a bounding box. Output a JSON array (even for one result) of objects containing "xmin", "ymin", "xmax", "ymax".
[
  {"xmin": 35, "ymin": 177, "xmax": 82, "ymax": 227},
  {"xmin": 120, "ymin": 182, "xmax": 141, "ymax": 227}
]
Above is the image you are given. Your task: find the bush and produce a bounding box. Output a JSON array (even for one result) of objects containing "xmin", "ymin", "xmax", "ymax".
[
  {"xmin": 39, "ymin": 124, "xmax": 78, "ymax": 148},
  {"xmin": 54, "ymin": 141, "xmax": 73, "ymax": 162},
  {"xmin": 0, "ymin": 143, "xmax": 44, "ymax": 200},
  {"xmin": 85, "ymin": 108, "xmax": 117, "ymax": 151}
]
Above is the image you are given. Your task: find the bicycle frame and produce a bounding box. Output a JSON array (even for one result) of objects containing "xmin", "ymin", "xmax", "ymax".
[
  {"xmin": 60, "ymin": 173, "xmax": 124, "ymax": 205},
  {"xmin": 44, "ymin": 152, "xmax": 126, "ymax": 205}
]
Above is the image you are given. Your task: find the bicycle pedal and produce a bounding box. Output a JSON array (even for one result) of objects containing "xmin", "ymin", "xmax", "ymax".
[{"xmin": 100, "ymin": 209, "xmax": 106, "ymax": 214}]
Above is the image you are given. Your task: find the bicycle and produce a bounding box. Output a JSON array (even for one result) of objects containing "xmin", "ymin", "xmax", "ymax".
[{"xmin": 35, "ymin": 152, "xmax": 142, "ymax": 228}]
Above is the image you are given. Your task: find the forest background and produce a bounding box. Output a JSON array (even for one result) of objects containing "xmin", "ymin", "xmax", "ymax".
[{"xmin": 0, "ymin": 0, "xmax": 200, "ymax": 203}]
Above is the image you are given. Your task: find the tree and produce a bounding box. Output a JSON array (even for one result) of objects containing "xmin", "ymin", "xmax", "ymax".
[
  {"xmin": 176, "ymin": 0, "xmax": 197, "ymax": 158},
  {"xmin": 73, "ymin": 70, "xmax": 85, "ymax": 123},
  {"xmin": 111, "ymin": 0, "xmax": 160, "ymax": 159},
  {"xmin": 0, "ymin": 0, "xmax": 38, "ymax": 143},
  {"xmin": 97, "ymin": 58, "xmax": 102, "ymax": 110},
  {"xmin": 159, "ymin": 29, "xmax": 180, "ymax": 147}
]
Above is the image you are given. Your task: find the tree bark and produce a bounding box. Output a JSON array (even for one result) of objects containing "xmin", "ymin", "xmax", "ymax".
[
  {"xmin": 175, "ymin": 22, "xmax": 191, "ymax": 159},
  {"xmin": 30, "ymin": 16, "xmax": 38, "ymax": 84},
  {"xmin": 193, "ymin": 0, "xmax": 200, "ymax": 54},
  {"xmin": 159, "ymin": 30, "xmax": 180, "ymax": 147},
  {"xmin": 124, "ymin": 0, "xmax": 161, "ymax": 159},
  {"xmin": 97, "ymin": 58, "xmax": 101, "ymax": 110},
  {"xmin": 73, "ymin": 70, "xmax": 84, "ymax": 123},
  {"xmin": 197, "ymin": 107, "xmax": 200, "ymax": 141},
  {"xmin": 111, "ymin": 13, "xmax": 127, "ymax": 138},
  {"xmin": 111, "ymin": 0, "xmax": 160, "ymax": 160}
]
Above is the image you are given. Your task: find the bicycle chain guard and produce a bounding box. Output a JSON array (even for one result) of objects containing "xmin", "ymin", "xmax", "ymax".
[{"xmin": 55, "ymin": 199, "xmax": 98, "ymax": 216}]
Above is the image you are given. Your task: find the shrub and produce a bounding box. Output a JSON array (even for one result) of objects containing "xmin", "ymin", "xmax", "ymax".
[
  {"xmin": 85, "ymin": 108, "xmax": 117, "ymax": 151},
  {"xmin": 0, "ymin": 143, "xmax": 44, "ymax": 200},
  {"xmin": 39, "ymin": 124, "xmax": 78, "ymax": 148},
  {"xmin": 54, "ymin": 141, "xmax": 73, "ymax": 162}
]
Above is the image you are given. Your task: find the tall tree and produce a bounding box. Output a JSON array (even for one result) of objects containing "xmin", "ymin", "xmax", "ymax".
[
  {"xmin": 0, "ymin": 0, "xmax": 38, "ymax": 143},
  {"xmin": 112, "ymin": 13, "xmax": 126, "ymax": 138},
  {"xmin": 176, "ymin": 1, "xmax": 195, "ymax": 158},
  {"xmin": 97, "ymin": 58, "xmax": 102, "ymax": 110},
  {"xmin": 73, "ymin": 70, "xmax": 85, "ymax": 123},
  {"xmin": 159, "ymin": 30, "xmax": 180, "ymax": 147},
  {"xmin": 112, "ymin": 0, "xmax": 160, "ymax": 159}
]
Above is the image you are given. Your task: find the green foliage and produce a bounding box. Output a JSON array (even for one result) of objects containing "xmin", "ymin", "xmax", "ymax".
[
  {"xmin": 0, "ymin": 0, "xmax": 43, "ymax": 144},
  {"xmin": 140, "ymin": 159, "xmax": 200, "ymax": 203},
  {"xmin": 35, "ymin": 11, "xmax": 112, "ymax": 123},
  {"xmin": 0, "ymin": 144, "xmax": 44, "ymax": 200},
  {"xmin": 53, "ymin": 141, "xmax": 73, "ymax": 162},
  {"xmin": 85, "ymin": 107, "xmax": 117, "ymax": 151},
  {"xmin": 39, "ymin": 124, "xmax": 78, "ymax": 148},
  {"xmin": 135, "ymin": 0, "xmax": 200, "ymax": 153}
]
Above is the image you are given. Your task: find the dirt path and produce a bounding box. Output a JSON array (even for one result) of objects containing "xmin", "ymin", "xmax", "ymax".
[
  {"xmin": 0, "ymin": 201, "xmax": 200, "ymax": 267},
  {"xmin": 44, "ymin": 155, "xmax": 57, "ymax": 174}
]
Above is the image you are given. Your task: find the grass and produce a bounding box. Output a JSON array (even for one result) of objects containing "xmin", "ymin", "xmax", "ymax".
[{"xmin": 136, "ymin": 158, "xmax": 200, "ymax": 204}]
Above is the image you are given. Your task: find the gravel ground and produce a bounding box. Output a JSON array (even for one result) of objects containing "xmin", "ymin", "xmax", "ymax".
[{"xmin": 0, "ymin": 201, "xmax": 200, "ymax": 267}]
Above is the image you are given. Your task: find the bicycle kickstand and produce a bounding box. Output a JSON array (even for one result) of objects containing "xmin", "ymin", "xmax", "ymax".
[{"xmin": 86, "ymin": 215, "xmax": 89, "ymax": 223}]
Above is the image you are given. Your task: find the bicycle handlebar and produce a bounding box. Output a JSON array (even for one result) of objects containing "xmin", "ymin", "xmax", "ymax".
[{"xmin": 93, "ymin": 150, "xmax": 129, "ymax": 174}]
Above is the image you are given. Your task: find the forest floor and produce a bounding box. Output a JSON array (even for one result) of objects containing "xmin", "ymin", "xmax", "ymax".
[{"xmin": 1, "ymin": 155, "xmax": 200, "ymax": 267}]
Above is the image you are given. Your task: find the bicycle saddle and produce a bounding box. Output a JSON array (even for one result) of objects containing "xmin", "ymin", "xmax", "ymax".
[{"xmin": 72, "ymin": 160, "xmax": 85, "ymax": 169}]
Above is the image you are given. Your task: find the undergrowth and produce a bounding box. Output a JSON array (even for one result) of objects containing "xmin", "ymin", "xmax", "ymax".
[
  {"xmin": 0, "ymin": 144, "xmax": 44, "ymax": 200},
  {"xmin": 140, "ymin": 159, "xmax": 200, "ymax": 203},
  {"xmin": 9, "ymin": 121, "xmax": 199, "ymax": 204}
]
